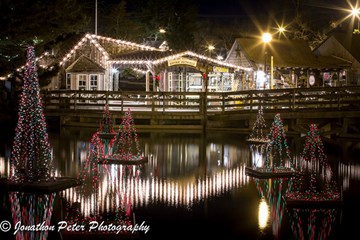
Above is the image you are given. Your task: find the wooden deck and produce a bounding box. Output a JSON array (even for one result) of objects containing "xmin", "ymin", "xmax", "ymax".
[{"xmin": 42, "ymin": 86, "xmax": 360, "ymax": 134}]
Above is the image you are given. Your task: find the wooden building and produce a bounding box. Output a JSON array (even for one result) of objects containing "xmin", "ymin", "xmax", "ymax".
[
  {"xmin": 35, "ymin": 34, "xmax": 251, "ymax": 93},
  {"xmin": 312, "ymin": 32, "xmax": 360, "ymax": 86},
  {"xmin": 225, "ymin": 37, "xmax": 351, "ymax": 89}
]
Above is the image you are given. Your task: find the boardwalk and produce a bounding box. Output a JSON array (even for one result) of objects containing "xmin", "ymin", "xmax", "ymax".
[{"xmin": 42, "ymin": 86, "xmax": 360, "ymax": 135}]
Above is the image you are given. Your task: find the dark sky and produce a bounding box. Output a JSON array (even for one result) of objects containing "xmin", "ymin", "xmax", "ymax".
[{"xmin": 193, "ymin": 0, "xmax": 350, "ymax": 31}]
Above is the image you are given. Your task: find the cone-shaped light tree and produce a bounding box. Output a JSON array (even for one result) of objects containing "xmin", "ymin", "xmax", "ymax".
[
  {"xmin": 286, "ymin": 124, "xmax": 340, "ymax": 201},
  {"xmin": 264, "ymin": 113, "xmax": 293, "ymax": 171},
  {"xmin": 98, "ymin": 104, "xmax": 114, "ymax": 134},
  {"xmin": 248, "ymin": 108, "xmax": 269, "ymax": 142},
  {"xmin": 111, "ymin": 109, "xmax": 143, "ymax": 160},
  {"xmin": 10, "ymin": 46, "xmax": 53, "ymax": 182}
]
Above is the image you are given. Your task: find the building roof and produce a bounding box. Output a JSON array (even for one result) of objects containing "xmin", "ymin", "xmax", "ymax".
[
  {"xmin": 111, "ymin": 50, "xmax": 174, "ymax": 61},
  {"xmin": 329, "ymin": 32, "xmax": 360, "ymax": 63},
  {"xmin": 66, "ymin": 55, "xmax": 105, "ymax": 73},
  {"xmin": 236, "ymin": 38, "xmax": 322, "ymax": 69}
]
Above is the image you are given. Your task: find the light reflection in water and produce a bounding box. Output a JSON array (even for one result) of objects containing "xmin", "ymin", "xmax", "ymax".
[
  {"xmin": 62, "ymin": 164, "xmax": 249, "ymax": 217},
  {"xmin": 0, "ymin": 157, "xmax": 11, "ymax": 177},
  {"xmin": 258, "ymin": 198, "xmax": 269, "ymax": 229}
]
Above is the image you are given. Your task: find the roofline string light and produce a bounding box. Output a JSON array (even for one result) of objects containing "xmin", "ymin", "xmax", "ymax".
[
  {"xmin": 109, "ymin": 51, "xmax": 252, "ymax": 71},
  {"xmin": 59, "ymin": 34, "xmax": 162, "ymax": 66}
]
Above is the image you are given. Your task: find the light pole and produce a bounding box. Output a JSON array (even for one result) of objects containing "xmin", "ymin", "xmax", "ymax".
[
  {"xmin": 351, "ymin": 7, "xmax": 360, "ymax": 33},
  {"xmin": 208, "ymin": 45, "xmax": 215, "ymax": 58},
  {"xmin": 262, "ymin": 32, "xmax": 272, "ymax": 89}
]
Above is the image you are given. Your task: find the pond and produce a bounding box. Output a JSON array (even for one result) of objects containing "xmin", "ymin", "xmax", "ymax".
[{"xmin": 0, "ymin": 126, "xmax": 359, "ymax": 240}]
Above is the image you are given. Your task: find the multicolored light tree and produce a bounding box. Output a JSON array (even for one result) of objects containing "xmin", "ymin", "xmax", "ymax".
[
  {"xmin": 10, "ymin": 46, "xmax": 53, "ymax": 182},
  {"xmin": 285, "ymin": 124, "xmax": 340, "ymax": 201},
  {"xmin": 248, "ymin": 108, "xmax": 269, "ymax": 143},
  {"xmin": 264, "ymin": 113, "xmax": 293, "ymax": 172},
  {"xmin": 110, "ymin": 109, "xmax": 143, "ymax": 161},
  {"xmin": 97, "ymin": 104, "xmax": 116, "ymax": 155},
  {"xmin": 98, "ymin": 104, "xmax": 114, "ymax": 134}
]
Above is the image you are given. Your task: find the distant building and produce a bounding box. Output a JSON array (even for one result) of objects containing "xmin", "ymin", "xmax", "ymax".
[
  {"xmin": 312, "ymin": 32, "xmax": 360, "ymax": 86},
  {"xmin": 20, "ymin": 34, "xmax": 250, "ymax": 93},
  {"xmin": 226, "ymin": 37, "xmax": 351, "ymax": 89},
  {"xmin": 6, "ymin": 33, "xmax": 358, "ymax": 93}
]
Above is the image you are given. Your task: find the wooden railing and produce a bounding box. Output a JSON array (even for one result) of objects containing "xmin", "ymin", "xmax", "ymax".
[{"xmin": 42, "ymin": 86, "xmax": 360, "ymax": 114}]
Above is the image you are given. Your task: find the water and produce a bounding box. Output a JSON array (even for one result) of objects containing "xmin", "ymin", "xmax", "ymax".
[{"xmin": 1, "ymin": 126, "xmax": 360, "ymax": 240}]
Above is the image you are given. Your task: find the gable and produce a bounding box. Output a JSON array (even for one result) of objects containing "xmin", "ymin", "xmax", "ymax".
[{"xmin": 66, "ymin": 55, "xmax": 105, "ymax": 73}]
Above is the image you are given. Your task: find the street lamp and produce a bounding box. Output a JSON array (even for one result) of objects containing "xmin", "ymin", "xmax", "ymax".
[
  {"xmin": 262, "ymin": 32, "xmax": 272, "ymax": 89},
  {"xmin": 208, "ymin": 45, "xmax": 215, "ymax": 57},
  {"xmin": 351, "ymin": 7, "xmax": 360, "ymax": 33}
]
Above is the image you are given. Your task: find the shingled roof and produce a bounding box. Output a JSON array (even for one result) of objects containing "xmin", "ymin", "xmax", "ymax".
[
  {"xmin": 111, "ymin": 50, "xmax": 175, "ymax": 61},
  {"xmin": 236, "ymin": 38, "xmax": 321, "ymax": 68},
  {"xmin": 318, "ymin": 32, "xmax": 360, "ymax": 64},
  {"xmin": 66, "ymin": 55, "xmax": 105, "ymax": 73}
]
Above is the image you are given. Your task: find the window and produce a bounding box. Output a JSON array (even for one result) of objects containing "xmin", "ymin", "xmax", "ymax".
[
  {"xmin": 66, "ymin": 73, "xmax": 71, "ymax": 89},
  {"xmin": 90, "ymin": 74, "xmax": 98, "ymax": 90},
  {"xmin": 78, "ymin": 75, "xmax": 87, "ymax": 90}
]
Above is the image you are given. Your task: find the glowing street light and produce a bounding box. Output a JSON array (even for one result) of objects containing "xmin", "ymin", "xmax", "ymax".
[
  {"xmin": 262, "ymin": 32, "xmax": 272, "ymax": 44},
  {"xmin": 208, "ymin": 45, "xmax": 215, "ymax": 57},
  {"xmin": 351, "ymin": 7, "xmax": 360, "ymax": 17},
  {"xmin": 350, "ymin": 6, "xmax": 360, "ymax": 33},
  {"xmin": 278, "ymin": 26, "xmax": 286, "ymax": 33}
]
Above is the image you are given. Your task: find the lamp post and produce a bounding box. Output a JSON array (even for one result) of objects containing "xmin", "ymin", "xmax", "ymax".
[
  {"xmin": 351, "ymin": 7, "xmax": 360, "ymax": 33},
  {"xmin": 262, "ymin": 32, "xmax": 272, "ymax": 89},
  {"xmin": 208, "ymin": 45, "xmax": 215, "ymax": 57}
]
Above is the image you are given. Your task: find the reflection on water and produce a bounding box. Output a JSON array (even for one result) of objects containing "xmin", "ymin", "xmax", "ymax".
[
  {"xmin": 0, "ymin": 127, "xmax": 359, "ymax": 239},
  {"xmin": 287, "ymin": 208, "xmax": 338, "ymax": 240},
  {"xmin": 255, "ymin": 178, "xmax": 293, "ymax": 238},
  {"xmin": 9, "ymin": 192, "xmax": 56, "ymax": 240},
  {"xmin": 258, "ymin": 198, "xmax": 269, "ymax": 229}
]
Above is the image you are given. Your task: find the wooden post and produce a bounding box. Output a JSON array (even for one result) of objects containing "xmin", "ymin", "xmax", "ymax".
[
  {"xmin": 222, "ymin": 93, "xmax": 225, "ymax": 113},
  {"xmin": 292, "ymin": 89, "xmax": 295, "ymax": 111},
  {"xmin": 146, "ymin": 71, "xmax": 150, "ymax": 92}
]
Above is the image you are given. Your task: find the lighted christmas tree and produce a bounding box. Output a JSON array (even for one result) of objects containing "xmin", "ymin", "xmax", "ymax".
[
  {"xmin": 97, "ymin": 104, "xmax": 116, "ymax": 155},
  {"xmin": 264, "ymin": 113, "xmax": 293, "ymax": 172},
  {"xmin": 98, "ymin": 104, "xmax": 114, "ymax": 134},
  {"xmin": 285, "ymin": 124, "xmax": 340, "ymax": 202},
  {"xmin": 78, "ymin": 132, "xmax": 103, "ymax": 195},
  {"xmin": 245, "ymin": 113, "xmax": 294, "ymax": 177},
  {"xmin": 10, "ymin": 46, "xmax": 53, "ymax": 182},
  {"xmin": 248, "ymin": 108, "xmax": 269, "ymax": 143},
  {"xmin": 109, "ymin": 109, "xmax": 144, "ymax": 161}
]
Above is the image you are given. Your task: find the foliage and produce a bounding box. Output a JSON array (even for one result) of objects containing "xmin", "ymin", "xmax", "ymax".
[
  {"xmin": 101, "ymin": 0, "xmax": 145, "ymax": 42},
  {"xmin": 0, "ymin": 0, "xmax": 89, "ymax": 76}
]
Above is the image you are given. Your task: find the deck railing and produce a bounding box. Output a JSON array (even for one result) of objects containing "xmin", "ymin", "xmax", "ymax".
[{"xmin": 42, "ymin": 86, "xmax": 360, "ymax": 114}]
